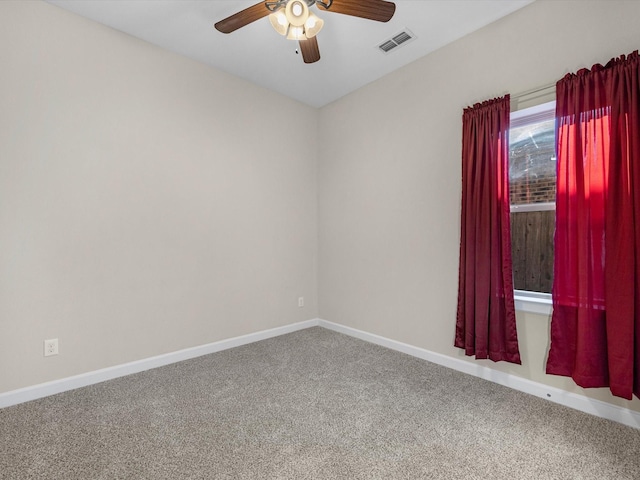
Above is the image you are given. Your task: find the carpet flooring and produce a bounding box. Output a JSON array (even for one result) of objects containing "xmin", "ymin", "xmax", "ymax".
[{"xmin": 1, "ymin": 326, "xmax": 639, "ymax": 479}]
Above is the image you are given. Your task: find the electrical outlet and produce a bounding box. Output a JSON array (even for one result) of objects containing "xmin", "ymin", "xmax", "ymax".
[
  {"xmin": 44, "ymin": 338, "xmax": 59, "ymax": 357},
  {"xmin": 298, "ymin": 297, "xmax": 304, "ymax": 307}
]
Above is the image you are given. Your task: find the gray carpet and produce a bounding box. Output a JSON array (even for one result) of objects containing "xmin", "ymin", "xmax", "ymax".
[{"xmin": 1, "ymin": 327, "xmax": 639, "ymax": 479}]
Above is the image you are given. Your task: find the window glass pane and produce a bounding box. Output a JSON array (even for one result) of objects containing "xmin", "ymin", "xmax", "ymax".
[
  {"xmin": 509, "ymin": 119, "xmax": 555, "ymax": 205},
  {"xmin": 509, "ymin": 112, "xmax": 555, "ymax": 294}
]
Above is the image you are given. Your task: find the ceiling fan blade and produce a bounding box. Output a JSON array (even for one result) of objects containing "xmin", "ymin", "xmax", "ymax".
[
  {"xmin": 317, "ymin": 0, "xmax": 396, "ymax": 22},
  {"xmin": 299, "ymin": 36, "xmax": 321, "ymax": 64},
  {"xmin": 214, "ymin": 2, "xmax": 271, "ymax": 34}
]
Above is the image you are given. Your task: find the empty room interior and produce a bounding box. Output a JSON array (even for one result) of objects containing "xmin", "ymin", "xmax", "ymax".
[{"xmin": 2, "ymin": 0, "xmax": 640, "ymax": 478}]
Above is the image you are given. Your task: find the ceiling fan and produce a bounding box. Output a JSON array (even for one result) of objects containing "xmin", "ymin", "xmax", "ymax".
[{"xmin": 214, "ymin": 0, "xmax": 396, "ymax": 64}]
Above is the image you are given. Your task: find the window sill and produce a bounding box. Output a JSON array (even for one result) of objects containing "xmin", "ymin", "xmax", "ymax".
[{"xmin": 514, "ymin": 290, "xmax": 552, "ymax": 316}]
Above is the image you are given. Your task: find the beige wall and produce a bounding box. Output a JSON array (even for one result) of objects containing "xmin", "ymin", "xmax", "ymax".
[
  {"xmin": 318, "ymin": 0, "xmax": 640, "ymax": 413},
  {"xmin": 0, "ymin": 1, "xmax": 318, "ymax": 393}
]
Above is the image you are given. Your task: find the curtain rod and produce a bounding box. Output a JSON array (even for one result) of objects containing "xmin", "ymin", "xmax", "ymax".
[{"xmin": 512, "ymin": 82, "xmax": 556, "ymax": 101}]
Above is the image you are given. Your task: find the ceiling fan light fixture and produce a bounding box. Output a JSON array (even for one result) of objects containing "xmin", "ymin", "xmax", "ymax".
[
  {"xmin": 268, "ymin": 9, "xmax": 289, "ymax": 36},
  {"xmin": 286, "ymin": 25, "xmax": 306, "ymax": 41},
  {"xmin": 285, "ymin": 0, "xmax": 309, "ymax": 27},
  {"xmin": 304, "ymin": 13, "xmax": 324, "ymax": 38}
]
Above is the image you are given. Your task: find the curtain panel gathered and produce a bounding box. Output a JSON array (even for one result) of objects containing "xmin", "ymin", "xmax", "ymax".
[
  {"xmin": 546, "ymin": 51, "xmax": 640, "ymax": 400},
  {"xmin": 455, "ymin": 95, "xmax": 521, "ymax": 364}
]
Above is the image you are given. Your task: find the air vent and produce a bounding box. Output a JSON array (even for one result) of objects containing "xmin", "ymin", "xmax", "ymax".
[
  {"xmin": 392, "ymin": 31, "xmax": 412, "ymax": 45},
  {"xmin": 377, "ymin": 29, "xmax": 416, "ymax": 54},
  {"xmin": 379, "ymin": 40, "xmax": 397, "ymax": 53}
]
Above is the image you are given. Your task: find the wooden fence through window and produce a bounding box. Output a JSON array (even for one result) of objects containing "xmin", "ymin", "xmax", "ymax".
[{"xmin": 510, "ymin": 210, "xmax": 554, "ymax": 293}]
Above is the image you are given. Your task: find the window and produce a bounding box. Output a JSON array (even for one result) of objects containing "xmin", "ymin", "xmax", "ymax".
[{"xmin": 509, "ymin": 101, "xmax": 556, "ymax": 302}]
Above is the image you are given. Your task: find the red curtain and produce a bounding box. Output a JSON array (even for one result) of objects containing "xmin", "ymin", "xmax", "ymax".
[
  {"xmin": 547, "ymin": 51, "xmax": 640, "ymax": 400},
  {"xmin": 455, "ymin": 95, "xmax": 521, "ymax": 364}
]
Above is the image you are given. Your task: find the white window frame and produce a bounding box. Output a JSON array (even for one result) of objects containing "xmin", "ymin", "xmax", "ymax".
[{"xmin": 510, "ymin": 100, "xmax": 556, "ymax": 315}]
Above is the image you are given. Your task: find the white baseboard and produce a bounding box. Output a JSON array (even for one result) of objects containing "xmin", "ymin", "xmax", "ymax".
[
  {"xmin": 318, "ymin": 319, "xmax": 640, "ymax": 430},
  {"xmin": 0, "ymin": 319, "xmax": 320, "ymax": 409},
  {"xmin": 4, "ymin": 317, "xmax": 639, "ymax": 430}
]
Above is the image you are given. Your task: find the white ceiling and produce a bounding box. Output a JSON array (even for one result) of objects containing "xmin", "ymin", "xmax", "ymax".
[{"xmin": 46, "ymin": 0, "xmax": 534, "ymax": 108}]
